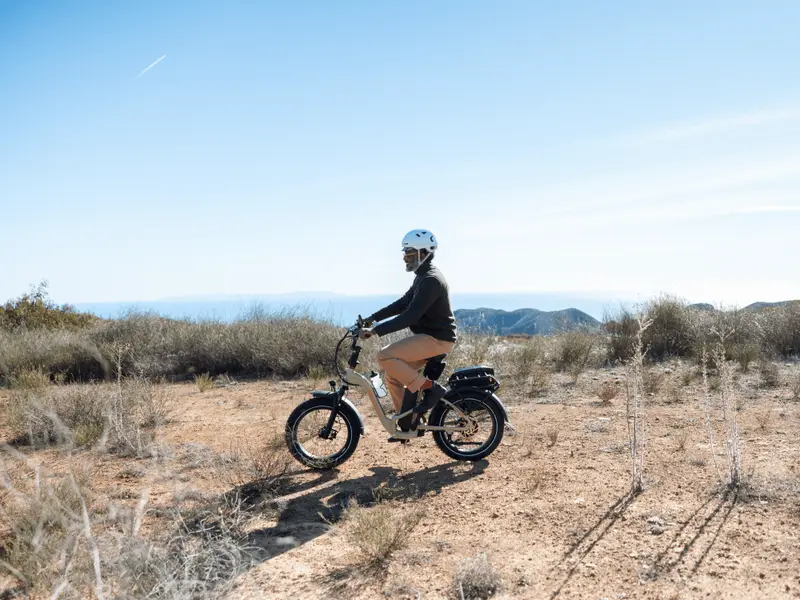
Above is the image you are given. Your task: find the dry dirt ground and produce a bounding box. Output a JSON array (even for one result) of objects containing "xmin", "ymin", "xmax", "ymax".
[{"xmin": 2, "ymin": 361, "xmax": 799, "ymax": 599}]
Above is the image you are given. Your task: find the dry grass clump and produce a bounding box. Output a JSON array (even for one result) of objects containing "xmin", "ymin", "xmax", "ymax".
[
  {"xmin": 506, "ymin": 338, "xmax": 546, "ymax": 379},
  {"xmin": 341, "ymin": 499, "xmax": 424, "ymax": 567},
  {"xmin": 450, "ymin": 552, "xmax": 502, "ymax": 600},
  {"xmin": 754, "ymin": 409, "xmax": 772, "ymax": 431},
  {"xmin": 213, "ymin": 437, "xmax": 292, "ymax": 499},
  {"xmin": 5, "ymin": 367, "xmax": 51, "ymax": 390},
  {"xmin": 596, "ymin": 381, "xmax": 618, "ymax": 404},
  {"xmin": 792, "ymin": 374, "xmax": 800, "ymax": 401},
  {"xmin": 675, "ymin": 429, "xmax": 689, "ymax": 452},
  {"xmin": 642, "ymin": 369, "xmax": 665, "ymax": 396},
  {"xmin": 504, "ymin": 338, "xmax": 552, "ymax": 397},
  {"xmin": 0, "ymin": 443, "xmax": 279, "ymax": 599},
  {"xmin": 0, "ymin": 458, "xmax": 102, "ymax": 598},
  {"xmin": 525, "ymin": 364, "xmax": 551, "ymax": 398},
  {"xmin": 6, "ymin": 378, "xmax": 171, "ymax": 456},
  {"xmin": 554, "ymin": 331, "xmax": 597, "ymax": 380},
  {"xmin": 195, "ymin": 372, "xmax": 215, "ymax": 393},
  {"xmin": 546, "ymin": 428, "xmax": 559, "ymax": 447}
]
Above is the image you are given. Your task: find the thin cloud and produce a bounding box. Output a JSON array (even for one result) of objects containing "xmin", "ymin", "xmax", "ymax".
[
  {"xmin": 723, "ymin": 205, "xmax": 800, "ymax": 215},
  {"xmin": 611, "ymin": 106, "xmax": 800, "ymax": 146},
  {"xmin": 136, "ymin": 54, "xmax": 167, "ymax": 78}
]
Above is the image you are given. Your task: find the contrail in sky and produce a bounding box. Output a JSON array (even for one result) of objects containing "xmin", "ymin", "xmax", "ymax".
[{"xmin": 136, "ymin": 54, "xmax": 167, "ymax": 78}]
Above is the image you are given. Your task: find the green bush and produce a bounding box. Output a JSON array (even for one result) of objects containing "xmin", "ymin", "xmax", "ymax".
[
  {"xmin": 642, "ymin": 295, "xmax": 696, "ymax": 360},
  {"xmin": 606, "ymin": 296, "xmax": 696, "ymax": 363},
  {"xmin": 759, "ymin": 302, "xmax": 800, "ymax": 358},
  {"xmin": 0, "ymin": 281, "xmax": 97, "ymax": 331}
]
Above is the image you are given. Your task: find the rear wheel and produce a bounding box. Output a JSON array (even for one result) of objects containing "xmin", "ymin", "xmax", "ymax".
[
  {"xmin": 285, "ymin": 398, "xmax": 360, "ymax": 469},
  {"xmin": 428, "ymin": 392, "xmax": 504, "ymax": 461}
]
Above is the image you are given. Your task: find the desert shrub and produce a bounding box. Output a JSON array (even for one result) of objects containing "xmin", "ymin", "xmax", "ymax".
[
  {"xmin": 214, "ymin": 436, "xmax": 291, "ymax": 493},
  {"xmin": 0, "ymin": 281, "xmax": 97, "ymax": 332},
  {"xmin": 759, "ymin": 302, "xmax": 800, "ymax": 358},
  {"xmin": 448, "ymin": 333, "xmax": 499, "ymax": 371},
  {"xmin": 342, "ymin": 500, "xmax": 424, "ymax": 566},
  {"xmin": 607, "ymin": 297, "xmax": 697, "ymax": 363},
  {"xmin": 604, "ymin": 307, "xmax": 639, "ymax": 364},
  {"xmin": 758, "ymin": 361, "xmax": 780, "ymax": 388},
  {"xmin": 643, "ymin": 295, "xmax": 696, "ymax": 360},
  {"xmin": 507, "ymin": 338, "xmax": 547, "ymax": 381},
  {"xmin": 0, "ymin": 449, "xmax": 266, "ymax": 599},
  {"xmin": 525, "ymin": 364, "xmax": 551, "ymax": 398},
  {"xmin": 0, "ymin": 464, "xmax": 99, "ymax": 597},
  {"xmin": 6, "ymin": 367, "xmax": 51, "ymax": 390},
  {"xmin": 5, "ymin": 379, "xmax": 170, "ymax": 455},
  {"xmin": 642, "ymin": 369, "xmax": 664, "ymax": 395},
  {"xmin": 1, "ymin": 307, "xmax": 341, "ymax": 383},
  {"xmin": 792, "ymin": 374, "xmax": 800, "ymax": 401},
  {"xmin": 729, "ymin": 342, "xmax": 762, "ymax": 373},
  {"xmin": 553, "ymin": 331, "xmax": 596, "ymax": 380},
  {"xmin": 0, "ymin": 328, "xmax": 110, "ymax": 384},
  {"xmin": 451, "ymin": 553, "xmax": 502, "ymax": 600},
  {"xmin": 596, "ymin": 381, "xmax": 618, "ymax": 404}
]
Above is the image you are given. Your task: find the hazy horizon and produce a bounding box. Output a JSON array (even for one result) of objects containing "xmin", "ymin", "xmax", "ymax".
[{"xmin": 67, "ymin": 289, "xmax": 798, "ymax": 326}]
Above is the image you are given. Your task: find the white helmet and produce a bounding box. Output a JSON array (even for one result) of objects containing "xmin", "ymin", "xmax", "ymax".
[{"xmin": 401, "ymin": 229, "xmax": 437, "ymax": 272}]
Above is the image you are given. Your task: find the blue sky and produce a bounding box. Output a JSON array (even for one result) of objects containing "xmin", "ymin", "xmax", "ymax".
[{"xmin": 2, "ymin": 0, "xmax": 799, "ymax": 308}]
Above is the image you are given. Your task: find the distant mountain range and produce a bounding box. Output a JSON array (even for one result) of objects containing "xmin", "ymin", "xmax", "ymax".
[
  {"xmin": 454, "ymin": 307, "xmax": 601, "ymax": 335},
  {"xmin": 690, "ymin": 300, "xmax": 798, "ymax": 312},
  {"xmin": 455, "ymin": 300, "xmax": 799, "ymax": 336}
]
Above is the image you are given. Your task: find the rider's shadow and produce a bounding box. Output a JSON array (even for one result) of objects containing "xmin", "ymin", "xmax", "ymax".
[{"xmin": 243, "ymin": 460, "xmax": 487, "ymax": 565}]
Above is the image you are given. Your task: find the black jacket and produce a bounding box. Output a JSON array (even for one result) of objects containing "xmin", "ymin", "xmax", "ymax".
[{"xmin": 368, "ymin": 261, "xmax": 457, "ymax": 342}]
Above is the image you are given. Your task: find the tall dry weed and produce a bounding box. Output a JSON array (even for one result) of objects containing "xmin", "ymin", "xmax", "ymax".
[
  {"xmin": 625, "ymin": 315, "xmax": 651, "ymax": 494},
  {"xmin": 702, "ymin": 341, "xmax": 743, "ymax": 489}
]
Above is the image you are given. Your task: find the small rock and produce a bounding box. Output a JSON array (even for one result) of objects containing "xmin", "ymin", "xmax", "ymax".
[{"xmin": 647, "ymin": 516, "xmax": 665, "ymax": 535}]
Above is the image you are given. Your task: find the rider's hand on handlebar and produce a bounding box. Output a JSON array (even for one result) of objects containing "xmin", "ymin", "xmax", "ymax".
[{"xmin": 358, "ymin": 328, "xmax": 378, "ymax": 340}]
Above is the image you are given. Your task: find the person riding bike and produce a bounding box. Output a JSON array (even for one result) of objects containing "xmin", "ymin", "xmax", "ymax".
[{"xmin": 359, "ymin": 229, "xmax": 457, "ymax": 427}]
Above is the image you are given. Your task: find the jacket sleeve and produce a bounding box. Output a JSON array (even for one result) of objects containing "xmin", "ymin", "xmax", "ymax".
[
  {"xmin": 367, "ymin": 287, "xmax": 413, "ymax": 324},
  {"xmin": 372, "ymin": 277, "xmax": 442, "ymax": 337}
]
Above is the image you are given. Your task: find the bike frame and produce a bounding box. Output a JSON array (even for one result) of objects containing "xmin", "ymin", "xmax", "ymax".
[{"xmin": 342, "ymin": 367, "xmax": 471, "ymax": 440}]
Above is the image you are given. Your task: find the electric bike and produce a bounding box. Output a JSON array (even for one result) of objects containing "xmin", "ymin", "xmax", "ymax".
[{"xmin": 284, "ymin": 317, "xmax": 510, "ymax": 469}]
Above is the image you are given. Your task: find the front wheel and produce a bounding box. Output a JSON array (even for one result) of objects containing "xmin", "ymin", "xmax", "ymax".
[
  {"xmin": 428, "ymin": 392, "xmax": 505, "ymax": 461},
  {"xmin": 285, "ymin": 398, "xmax": 361, "ymax": 469}
]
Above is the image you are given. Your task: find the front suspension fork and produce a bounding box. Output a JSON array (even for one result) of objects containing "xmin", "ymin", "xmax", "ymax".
[{"xmin": 321, "ymin": 382, "xmax": 346, "ymax": 439}]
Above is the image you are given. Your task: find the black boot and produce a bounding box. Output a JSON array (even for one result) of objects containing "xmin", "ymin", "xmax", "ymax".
[
  {"xmin": 397, "ymin": 388, "xmax": 418, "ymax": 431},
  {"xmin": 413, "ymin": 382, "xmax": 447, "ymax": 414}
]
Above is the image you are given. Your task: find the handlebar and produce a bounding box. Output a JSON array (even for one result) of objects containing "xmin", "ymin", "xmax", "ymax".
[{"xmin": 336, "ymin": 314, "xmax": 374, "ymax": 379}]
